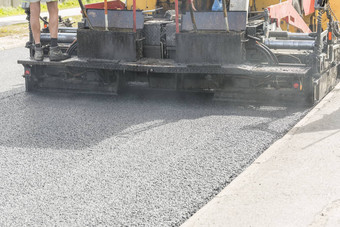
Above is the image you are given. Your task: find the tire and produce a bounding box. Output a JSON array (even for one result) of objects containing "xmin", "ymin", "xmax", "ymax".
[
  {"xmin": 24, "ymin": 66, "xmax": 34, "ymax": 92},
  {"xmin": 25, "ymin": 71, "xmax": 37, "ymax": 92},
  {"xmin": 25, "ymin": 76, "xmax": 33, "ymax": 92}
]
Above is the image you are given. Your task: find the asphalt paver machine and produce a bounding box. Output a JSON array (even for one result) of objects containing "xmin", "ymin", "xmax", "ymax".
[{"xmin": 18, "ymin": 0, "xmax": 340, "ymax": 104}]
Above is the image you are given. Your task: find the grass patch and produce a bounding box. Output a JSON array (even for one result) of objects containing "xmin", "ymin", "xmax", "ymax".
[
  {"xmin": 0, "ymin": 23, "xmax": 28, "ymax": 37},
  {"xmin": 0, "ymin": 15, "xmax": 82, "ymax": 37},
  {"xmin": 0, "ymin": 0, "xmax": 103, "ymax": 17},
  {"xmin": 0, "ymin": 6, "xmax": 24, "ymax": 17}
]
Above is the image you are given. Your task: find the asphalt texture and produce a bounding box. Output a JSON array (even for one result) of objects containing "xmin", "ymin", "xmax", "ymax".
[
  {"xmin": 0, "ymin": 47, "xmax": 310, "ymax": 226},
  {"xmin": 0, "ymin": 47, "xmax": 26, "ymax": 93}
]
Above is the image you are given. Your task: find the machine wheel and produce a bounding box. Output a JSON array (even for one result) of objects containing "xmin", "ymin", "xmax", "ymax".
[{"xmin": 25, "ymin": 75, "xmax": 34, "ymax": 92}]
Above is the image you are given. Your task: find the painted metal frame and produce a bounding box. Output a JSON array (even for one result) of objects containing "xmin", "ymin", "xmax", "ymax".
[{"xmin": 267, "ymin": 0, "xmax": 313, "ymax": 33}]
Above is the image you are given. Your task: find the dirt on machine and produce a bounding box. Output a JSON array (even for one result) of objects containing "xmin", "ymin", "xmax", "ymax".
[{"xmin": 18, "ymin": 0, "xmax": 340, "ymax": 105}]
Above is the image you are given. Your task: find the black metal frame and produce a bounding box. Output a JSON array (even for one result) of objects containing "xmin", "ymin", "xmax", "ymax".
[{"xmin": 18, "ymin": 4, "xmax": 339, "ymax": 105}]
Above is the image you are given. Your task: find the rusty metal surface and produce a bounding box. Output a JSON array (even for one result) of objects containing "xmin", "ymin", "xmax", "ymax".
[
  {"xmin": 181, "ymin": 11, "xmax": 247, "ymax": 32},
  {"xmin": 85, "ymin": 9, "xmax": 144, "ymax": 30}
]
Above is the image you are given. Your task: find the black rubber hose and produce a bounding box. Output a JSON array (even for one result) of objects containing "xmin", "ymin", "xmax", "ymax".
[
  {"xmin": 40, "ymin": 16, "xmax": 48, "ymax": 24},
  {"xmin": 248, "ymin": 35, "xmax": 279, "ymax": 64},
  {"xmin": 66, "ymin": 40, "xmax": 78, "ymax": 56},
  {"xmin": 255, "ymin": 42, "xmax": 275, "ymax": 65},
  {"xmin": 258, "ymin": 42, "xmax": 279, "ymax": 64}
]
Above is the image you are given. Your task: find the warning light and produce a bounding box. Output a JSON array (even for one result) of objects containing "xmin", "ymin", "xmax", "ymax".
[
  {"xmin": 328, "ymin": 32, "xmax": 332, "ymax": 41},
  {"xmin": 293, "ymin": 83, "xmax": 299, "ymax": 89},
  {"xmin": 25, "ymin": 70, "xmax": 30, "ymax": 75},
  {"xmin": 44, "ymin": 24, "xmax": 47, "ymax": 29}
]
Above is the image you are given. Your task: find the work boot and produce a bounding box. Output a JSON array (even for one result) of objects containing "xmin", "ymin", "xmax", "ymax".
[
  {"xmin": 49, "ymin": 46, "xmax": 69, "ymax": 61},
  {"xmin": 34, "ymin": 46, "xmax": 44, "ymax": 61}
]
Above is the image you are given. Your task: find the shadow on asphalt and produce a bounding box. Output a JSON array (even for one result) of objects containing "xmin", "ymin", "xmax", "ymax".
[
  {"xmin": 291, "ymin": 87, "xmax": 340, "ymax": 135},
  {"xmin": 0, "ymin": 89, "xmax": 308, "ymax": 150},
  {"xmin": 299, "ymin": 107, "xmax": 340, "ymax": 133}
]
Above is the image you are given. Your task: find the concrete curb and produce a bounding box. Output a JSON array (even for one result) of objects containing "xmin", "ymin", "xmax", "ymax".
[{"xmin": 181, "ymin": 82, "xmax": 340, "ymax": 227}]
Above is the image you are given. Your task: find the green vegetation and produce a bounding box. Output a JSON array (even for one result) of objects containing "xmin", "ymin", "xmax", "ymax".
[
  {"xmin": 0, "ymin": 23, "xmax": 28, "ymax": 37},
  {"xmin": 0, "ymin": 15, "xmax": 82, "ymax": 37},
  {"xmin": 0, "ymin": 6, "xmax": 24, "ymax": 17},
  {"xmin": 0, "ymin": 0, "xmax": 103, "ymax": 17}
]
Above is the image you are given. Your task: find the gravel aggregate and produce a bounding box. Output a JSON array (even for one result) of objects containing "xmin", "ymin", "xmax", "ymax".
[
  {"xmin": 0, "ymin": 47, "xmax": 25, "ymax": 93},
  {"xmin": 0, "ymin": 90, "xmax": 309, "ymax": 226}
]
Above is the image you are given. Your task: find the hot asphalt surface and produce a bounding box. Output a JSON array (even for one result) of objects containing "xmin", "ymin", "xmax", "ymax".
[{"xmin": 0, "ymin": 47, "xmax": 310, "ymax": 226}]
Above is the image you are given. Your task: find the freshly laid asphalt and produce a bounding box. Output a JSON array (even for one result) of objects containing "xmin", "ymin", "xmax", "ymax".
[
  {"xmin": 0, "ymin": 47, "xmax": 310, "ymax": 226},
  {"xmin": 182, "ymin": 83, "xmax": 340, "ymax": 227}
]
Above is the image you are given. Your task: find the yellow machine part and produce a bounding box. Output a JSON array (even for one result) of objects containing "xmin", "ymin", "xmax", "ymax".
[
  {"xmin": 249, "ymin": 0, "xmax": 340, "ymax": 32},
  {"xmin": 311, "ymin": 0, "xmax": 340, "ymax": 31},
  {"xmin": 322, "ymin": 0, "xmax": 340, "ymax": 28},
  {"xmin": 125, "ymin": 0, "xmax": 158, "ymax": 10},
  {"xmin": 125, "ymin": 0, "xmax": 177, "ymax": 12},
  {"xmin": 157, "ymin": 0, "xmax": 175, "ymax": 11},
  {"xmin": 249, "ymin": 0, "xmax": 282, "ymax": 11},
  {"xmin": 125, "ymin": 0, "xmax": 340, "ymax": 31},
  {"xmin": 125, "ymin": 0, "xmax": 213, "ymax": 11},
  {"xmin": 249, "ymin": 0, "xmax": 300, "ymax": 32},
  {"xmin": 329, "ymin": 0, "xmax": 340, "ymax": 19}
]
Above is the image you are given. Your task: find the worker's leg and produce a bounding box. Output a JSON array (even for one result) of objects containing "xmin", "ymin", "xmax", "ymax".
[
  {"xmin": 30, "ymin": 1, "xmax": 41, "ymax": 44},
  {"xmin": 46, "ymin": 1, "xmax": 68, "ymax": 61},
  {"xmin": 30, "ymin": 1, "xmax": 44, "ymax": 61},
  {"xmin": 46, "ymin": 1, "xmax": 58, "ymax": 40}
]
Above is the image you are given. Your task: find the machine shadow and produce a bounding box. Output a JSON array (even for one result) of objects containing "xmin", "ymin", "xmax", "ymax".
[
  {"xmin": 296, "ymin": 106, "xmax": 340, "ymax": 134},
  {"xmin": 0, "ymin": 89, "xmax": 307, "ymax": 150}
]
